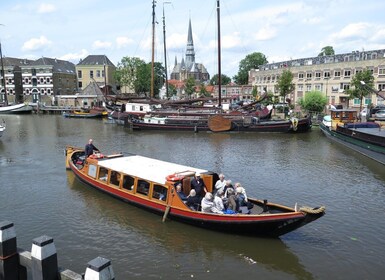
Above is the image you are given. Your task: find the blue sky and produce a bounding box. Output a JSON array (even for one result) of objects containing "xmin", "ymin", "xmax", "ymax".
[{"xmin": 1, "ymin": 0, "xmax": 385, "ymax": 78}]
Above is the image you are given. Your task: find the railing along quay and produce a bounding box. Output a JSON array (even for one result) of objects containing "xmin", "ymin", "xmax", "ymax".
[
  {"xmin": 32, "ymin": 106, "xmax": 80, "ymax": 114},
  {"xmin": 0, "ymin": 221, "xmax": 114, "ymax": 280}
]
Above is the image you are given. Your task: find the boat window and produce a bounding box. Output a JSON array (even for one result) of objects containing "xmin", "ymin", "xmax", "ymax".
[
  {"xmin": 110, "ymin": 171, "xmax": 121, "ymax": 187},
  {"xmin": 98, "ymin": 167, "xmax": 108, "ymax": 181},
  {"xmin": 122, "ymin": 175, "xmax": 135, "ymax": 191},
  {"xmin": 152, "ymin": 184, "xmax": 167, "ymax": 201},
  {"xmin": 137, "ymin": 180, "xmax": 150, "ymax": 196}
]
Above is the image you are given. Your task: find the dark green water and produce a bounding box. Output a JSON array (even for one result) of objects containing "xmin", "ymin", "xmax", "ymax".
[{"xmin": 1, "ymin": 114, "xmax": 384, "ymax": 279}]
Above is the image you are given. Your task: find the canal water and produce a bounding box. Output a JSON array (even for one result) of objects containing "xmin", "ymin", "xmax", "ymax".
[{"xmin": 0, "ymin": 114, "xmax": 384, "ymax": 279}]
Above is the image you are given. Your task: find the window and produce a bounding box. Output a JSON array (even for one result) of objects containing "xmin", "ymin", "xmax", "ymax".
[
  {"xmin": 378, "ymin": 84, "xmax": 385, "ymax": 91},
  {"xmin": 315, "ymin": 72, "xmax": 321, "ymax": 79},
  {"xmin": 78, "ymin": 81, "xmax": 82, "ymax": 88},
  {"xmin": 78, "ymin": 70, "xmax": 82, "ymax": 78},
  {"xmin": 306, "ymin": 84, "xmax": 312, "ymax": 92},
  {"xmin": 46, "ymin": 78, "xmax": 50, "ymax": 83},
  {"xmin": 122, "ymin": 175, "xmax": 135, "ymax": 191},
  {"xmin": 32, "ymin": 68, "xmax": 36, "ymax": 75},
  {"xmin": 102, "ymin": 70, "xmax": 105, "ymax": 77},
  {"xmin": 90, "ymin": 70, "xmax": 94, "ymax": 78},
  {"xmin": 32, "ymin": 78, "xmax": 37, "ymax": 86},
  {"xmin": 298, "ymin": 73, "xmax": 304, "ymax": 79},
  {"xmin": 344, "ymin": 70, "xmax": 351, "ymax": 77},
  {"xmin": 297, "ymin": 84, "xmax": 303, "ymax": 91},
  {"xmin": 334, "ymin": 71, "xmax": 341, "ymax": 77},
  {"xmin": 96, "ymin": 70, "xmax": 101, "ymax": 78},
  {"xmin": 365, "ymin": 98, "xmax": 372, "ymax": 105},
  {"xmin": 137, "ymin": 180, "xmax": 150, "ymax": 196},
  {"xmin": 324, "ymin": 72, "xmax": 331, "ymax": 78},
  {"xmin": 152, "ymin": 185, "xmax": 168, "ymax": 201},
  {"xmin": 306, "ymin": 72, "xmax": 312, "ymax": 79},
  {"xmin": 110, "ymin": 171, "xmax": 121, "ymax": 187},
  {"xmin": 98, "ymin": 167, "xmax": 108, "ymax": 181},
  {"xmin": 379, "ymin": 68, "xmax": 385, "ymax": 75}
]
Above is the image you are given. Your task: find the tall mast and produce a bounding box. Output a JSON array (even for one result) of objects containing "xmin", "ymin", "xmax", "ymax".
[
  {"xmin": 216, "ymin": 0, "xmax": 222, "ymax": 108},
  {"xmin": 0, "ymin": 42, "xmax": 8, "ymax": 105},
  {"xmin": 162, "ymin": 3, "xmax": 170, "ymax": 98},
  {"xmin": 151, "ymin": 0, "xmax": 156, "ymax": 98}
]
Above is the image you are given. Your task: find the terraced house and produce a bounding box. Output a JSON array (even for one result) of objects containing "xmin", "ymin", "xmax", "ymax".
[
  {"xmin": 249, "ymin": 49, "xmax": 385, "ymax": 110},
  {"xmin": 0, "ymin": 57, "xmax": 77, "ymax": 106}
]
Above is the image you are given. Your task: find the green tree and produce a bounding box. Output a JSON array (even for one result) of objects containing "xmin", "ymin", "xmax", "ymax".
[
  {"xmin": 347, "ymin": 69, "xmax": 374, "ymax": 114},
  {"xmin": 199, "ymin": 83, "xmax": 209, "ymax": 97},
  {"xmin": 184, "ymin": 77, "xmax": 196, "ymax": 98},
  {"xmin": 299, "ymin": 91, "xmax": 327, "ymax": 113},
  {"xmin": 276, "ymin": 69, "xmax": 295, "ymax": 103},
  {"xmin": 114, "ymin": 57, "xmax": 146, "ymax": 94},
  {"xmin": 318, "ymin": 46, "xmax": 335, "ymax": 56},
  {"xmin": 209, "ymin": 74, "xmax": 231, "ymax": 85},
  {"xmin": 132, "ymin": 62, "xmax": 165, "ymax": 97},
  {"xmin": 168, "ymin": 84, "xmax": 177, "ymax": 96},
  {"xmin": 233, "ymin": 52, "xmax": 268, "ymax": 85}
]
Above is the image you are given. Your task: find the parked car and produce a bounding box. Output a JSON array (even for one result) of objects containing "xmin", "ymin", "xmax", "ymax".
[
  {"xmin": 374, "ymin": 109, "xmax": 385, "ymax": 120},
  {"xmin": 360, "ymin": 108, "xmax": 369, "ymax": 118},
  {"xmin": 370, "ymin": 105, "xmax": 385, "ymax": 117}
]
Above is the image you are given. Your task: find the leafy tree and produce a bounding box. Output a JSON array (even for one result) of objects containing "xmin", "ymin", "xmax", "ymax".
[
  {"xmin": 233, "ymin": 52, "xmax": 268, "ymax": 85},
  {"xmin": 347, "ymin": 69, "xmax": 374, "ymax": 114},
  {"xmin": 114, "ymin": 57, "xmax": 146, "ymax": 94},
  {"xmin": 318, "ymin": 46, "xmax": 335, "ymax": 56},
  {"xmin": 184, "ymin": 77, "xmax": 196, "ymax": 98},
  {"xmin": 276, "ymin": 69, "xmax": 295, "ymax": 102},
  {"xmin": 168, "ymin": 83, "xmax": 177, "ymax": 96},
  {"xmin": 199, "ymin": 83, "xmax": 209, "ymax": 97},
  {"xmin": 131, "ymin": 62, "xmax": 165, "ymax": 97},
  {"xmin": 209, "ymin": 74, "xmax": 231, "ymax": 85},
  {"xmin": 299, "ymin": 91, "xmax": 327, "ymax": 113}
]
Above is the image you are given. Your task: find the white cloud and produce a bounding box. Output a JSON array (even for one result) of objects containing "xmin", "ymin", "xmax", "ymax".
[
  {"xmin": 37, "ymin": 3, "xmax": 56, "ymax": 14},
  {"xmin": 116, "ymin": 37, "xmax": 134, "ymax": 49},
  {"xmin": 22, "ymin": 36, "xmax": 52, "ymax": 51},
  {"xmin": 59, "ymin": 49, "xmax": 89, "ymax": 62},
  {"xmin": 92, "ymin": 40, "xmax": 112, "ymax": 50},
  {"xmin": 331, "ymin": 22, "xmax": 370, "ymax": 41},
  {"xmin": 255, "ymin": 26, "xmax": 277, "ymax": 41},
  {"xmin": 167, "ymin": 32, "xmax": 188, "ymax": 49}
]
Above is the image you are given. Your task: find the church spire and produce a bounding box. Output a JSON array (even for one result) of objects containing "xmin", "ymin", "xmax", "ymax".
[{"xmin": 185, "ymin": 18, "xmax": 195, "ymax": 68}]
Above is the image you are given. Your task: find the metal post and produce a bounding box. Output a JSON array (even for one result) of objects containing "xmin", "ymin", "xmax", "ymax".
[
  {"xmin": 0, "ymin": 221, "xmax": 19, "ymax": 280},
  {"xmin": 84, "ymin": 257, "xmax": 114, "ymax": 280},
  {"xmin": 31, "ymin": 235, "xmax": 58, "ymax": 280}
]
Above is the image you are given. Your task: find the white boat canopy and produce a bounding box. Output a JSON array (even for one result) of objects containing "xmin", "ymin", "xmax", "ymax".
[{"xmin": 97, "ymin": 155, "xmax": 208, "ymax": 185}]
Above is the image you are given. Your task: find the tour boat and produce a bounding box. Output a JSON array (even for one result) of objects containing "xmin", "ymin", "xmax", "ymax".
[
  {"xmin": 319, "ymin": 109, "xmax": 385, "ymax": 165},
  {"xmin": 65, "ymin": 146, "xmax": 325, "ymax": 237}
]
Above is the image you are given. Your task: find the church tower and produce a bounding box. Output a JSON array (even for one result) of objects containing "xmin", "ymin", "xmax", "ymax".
[
  {"xmin": 185, "ymin": 18, "xmax": 195, "ymax": 69},
  {"xmin": 170, "ymin": 19, "xmax": 209, "ymax": 83}
]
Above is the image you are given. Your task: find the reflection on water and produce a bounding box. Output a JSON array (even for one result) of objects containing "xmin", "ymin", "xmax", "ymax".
[{"xmin": 67, "ymin": 172, "xmax": 313, "ymax": 279}]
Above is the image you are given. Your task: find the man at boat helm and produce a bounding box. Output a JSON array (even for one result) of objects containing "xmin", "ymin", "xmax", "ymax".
[{"xmin": 85, "ymin": 139, "xmax": 100, "ymax": 157}]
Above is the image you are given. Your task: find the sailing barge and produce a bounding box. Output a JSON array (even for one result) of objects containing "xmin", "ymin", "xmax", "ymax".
[{"xmin": 65, "ymin": 146, "xmax": 325, "ymax": 237}]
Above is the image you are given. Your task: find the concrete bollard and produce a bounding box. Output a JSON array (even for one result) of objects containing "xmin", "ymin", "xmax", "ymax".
[
  {"xmin": 84, "ymin": 256, "xmax": 114, "ymax": 280},
  {"xmin": 31, "ymin": 235, "xmax": 58, "ymax": 280},
  {"xmin": 0, "ymin": 221, "xmax": 19, "ymax": 280}
]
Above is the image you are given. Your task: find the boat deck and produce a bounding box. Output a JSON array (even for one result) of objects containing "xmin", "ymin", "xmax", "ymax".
[{"xmin": 352, "ymin": 127, "xmax": 385, "ymax": 137}]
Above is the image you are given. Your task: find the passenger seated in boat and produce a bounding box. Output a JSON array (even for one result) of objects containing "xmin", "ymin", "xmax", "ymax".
[
  {"xmin": 201, "ymin": 192, "xmax": 223, "ymax": 214},
  {"xmin": 226, "ymin": 188, "xmax": 238, "ymax": 212},
  {"xmin": 85, "ymin": 139, "xmax": 99, "ymax": 158},
  {"xmin": 176, "ymin": 183, "xmax": 187, "ymax": 201},
  {"xmin": 235, "ymin": 183, "xmax": 248, "ymax": 206},
  {"xmin": 213, "ymin": 190, "xmax": 225, "ymax": 212},
  {"xmin": 223, "ymin": 180, "xmax": 234, "ymax": 198},
  {"xmin": 214, "ymin": 174, "xmax": 226, "ymax": 195},
  {"xmin": 186, "ymin": 189, "xmax": 201, "ymax": 211}
]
